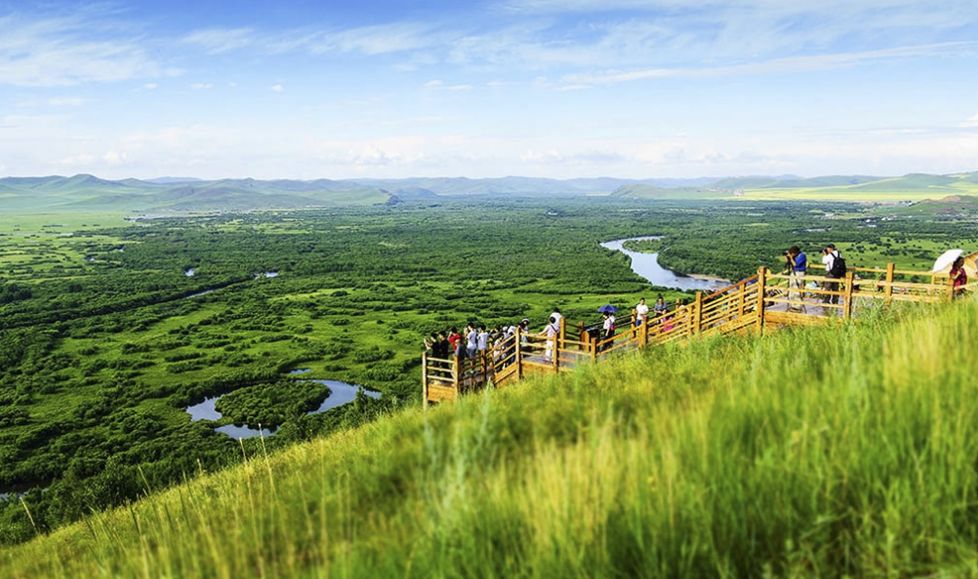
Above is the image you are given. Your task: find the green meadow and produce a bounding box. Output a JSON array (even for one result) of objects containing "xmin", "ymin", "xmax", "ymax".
[
  {"xmin": 5, "ymin": 296, "xmax": 978, "ymax": 577},
  {"xmin": 741, "ymin": 174, "xmax": 978, "ymax": 202},
  {"xmin": 2, "ymin": 198, "xmax": 977, "ymax": 553}
]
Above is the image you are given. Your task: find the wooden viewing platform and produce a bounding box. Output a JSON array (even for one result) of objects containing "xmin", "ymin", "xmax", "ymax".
[{"xmin": 422, "ymin": 263, "xmax": 973, "ymax": 405}]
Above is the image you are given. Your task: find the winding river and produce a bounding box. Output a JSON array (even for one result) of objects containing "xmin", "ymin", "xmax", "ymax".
[
  {"xmin": 601, "ymin": 236, "xmax": 730, "ymax": 292},
  {"xmin": 185, "ymin": 378, "xmax": 381, "ymax": 439}
]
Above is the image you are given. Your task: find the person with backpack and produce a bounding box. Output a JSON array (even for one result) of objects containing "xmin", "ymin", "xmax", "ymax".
[{"xmin": 821, "ymin": 243, "xmax": 846, "ymax": 306}]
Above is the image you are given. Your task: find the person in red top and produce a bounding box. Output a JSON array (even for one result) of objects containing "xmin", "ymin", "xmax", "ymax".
[
  {"xmin": 950, "ymin": 257, "xmax": 968, "ymax": 298},
  {"xmin": 447, "ymin": 326, "xmax": 462, "ymax": 355}
]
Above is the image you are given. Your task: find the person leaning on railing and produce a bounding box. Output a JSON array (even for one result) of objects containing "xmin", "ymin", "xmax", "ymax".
[{"xmin": 784, "ymin": 245, "xmax": 808, "ymax": 313}]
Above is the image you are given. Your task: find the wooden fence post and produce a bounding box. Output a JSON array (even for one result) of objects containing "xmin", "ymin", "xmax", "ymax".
[
  {"xmin": 639, "ymin": 314, "xmax": 649, "ymax": 348},
  {"xmin": 843, "ymin": 271, "xmax": 855, "ymax": 319},
  {"xmin": 515, "ymin": 326, "xmax": 523, "ymax": 380},
  {"xmin": 421, "ymin": 352, "xmax": 429, "ymax": 409},
  {"xmin": 737, "ymin": 283, "xmax": 746, "ymax": 318},
  {"xmin": 590, "ymin": 336, "xmax": 597, "ymax": 363},
  {"xmin": 693, "ymin": 292, "xmax": 703, "ymax": 335},
  {"xmin": 948, "ymin": 275, "xmax": 956, "ymax": 302},
  {"xmin": 755, "ymin": 267, "xmax": 767, "ymax": 335},
  {"xmin": 453, "ymin": 354, "xmax": 462, "ymax": 392},
  {"xmin": 552, "ymin": 322, "xmax": 560, "ymax": 373},
  {"xmin": 884, "ymin": 263, "xmax": 895, "ymax": 301}
]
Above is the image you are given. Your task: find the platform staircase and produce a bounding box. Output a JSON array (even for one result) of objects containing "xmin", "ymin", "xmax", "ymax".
[{"xmin": 423, "ymin": 263, "xmax": 969, "ymax": 405}]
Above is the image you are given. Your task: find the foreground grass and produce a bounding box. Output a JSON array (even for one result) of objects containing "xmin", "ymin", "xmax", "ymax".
[{"xmin": 6, "ymin": 299, "xmax": 978, "ymax": 577}]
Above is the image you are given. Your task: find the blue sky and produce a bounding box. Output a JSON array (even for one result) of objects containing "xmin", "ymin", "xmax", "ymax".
[{"xmin": 1, "ymin": 0, "xmax": 977, "ymax": 179}]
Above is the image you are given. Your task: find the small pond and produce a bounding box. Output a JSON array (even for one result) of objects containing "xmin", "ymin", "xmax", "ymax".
[
  {"xmin": 185, "ymin": 377, "xmax": 380, "ymax": 440},
  {"xmin": 184, "ymin": 268, "xmax": 196, "ymax": 277}
]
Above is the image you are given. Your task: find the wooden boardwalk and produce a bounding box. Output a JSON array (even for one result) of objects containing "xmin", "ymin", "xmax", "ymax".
[{"xmin": 422, "ymin": 263, "xmax": 969, "ymax": 405}]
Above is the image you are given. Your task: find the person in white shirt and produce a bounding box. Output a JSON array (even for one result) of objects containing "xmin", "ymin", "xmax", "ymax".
[
  {"xmin": 821, "ymin": 244, "xmax": 842, "ymax": 305},
  {"xmin": 465, "ymin": 324, "xmax": 479, "ymax": 358},
  {"xmin": 543, "ymin": 316, "xmax": 559, "ymax": 362},
  {"xmin": 549, "ymin": 308, "xmax": 562, "ymax": 332},
  {"xmin": 600, "ymin": 313, "xmax": 616, "ymax": 352},
  {"xmin": 635, "ymin": 297, "xmax": 650, "ymax": 326},
  {"xmin": 477, "ymin": 325, "xmax": 489, "ymax": 353}
]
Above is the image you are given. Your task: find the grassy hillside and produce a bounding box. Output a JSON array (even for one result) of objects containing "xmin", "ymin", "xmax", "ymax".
[
  {"xmin": 741, "ymin": 173, "xmax": 978, "ymax": 202},
  {"xmin": 5, "ymin": 297, "xmax": 978, "ymax": 577},
  {"xmin": 610, "ymin": 183, "xmax": 728, "ymax": 200},
  {"xmin": 0, "ymin": 175, "xmax": 390, "ymax": 213}
]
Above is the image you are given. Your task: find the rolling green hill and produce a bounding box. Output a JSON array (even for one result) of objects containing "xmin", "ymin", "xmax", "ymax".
[
  {"xmin": 609, "ymin": 183, "xmax": 729, "ymax": 200},
  {"xmin": 3, "ymin": 171, "xmax": 978, "ymax": 211},
  {"xmin": 4, "ymin": 298, "xmax": 978, "ymax": 577},
  {"xmin": 0, "ymin": 175, "xmax": 391, "ymax": 213}
]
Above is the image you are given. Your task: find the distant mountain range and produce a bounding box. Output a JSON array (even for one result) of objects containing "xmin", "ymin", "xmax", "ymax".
[{"xmin": 1, "ymin": 172, "xmax": 976, "ymax": 212}]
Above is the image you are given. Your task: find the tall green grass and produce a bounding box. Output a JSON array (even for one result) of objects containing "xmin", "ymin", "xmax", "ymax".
[{"xmin": 5, "ymin": 299, "xmax": 978, "ymax": 577}]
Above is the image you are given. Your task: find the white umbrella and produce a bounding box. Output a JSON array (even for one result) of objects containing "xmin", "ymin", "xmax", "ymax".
[{"xmin": 932, "ymin": 249, "xmax": 964, "ymax": 273}]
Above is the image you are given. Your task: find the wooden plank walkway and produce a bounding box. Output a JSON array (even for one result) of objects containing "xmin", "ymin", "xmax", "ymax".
[{"xmin": 422, "ymin": 263, "xmax": 969, "ymax": 405}]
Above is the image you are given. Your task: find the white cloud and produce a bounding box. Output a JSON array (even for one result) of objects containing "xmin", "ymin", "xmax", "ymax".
[
  {"xmin": 47, "ymin": 97, "xmax": 86, "ymax": 107},
  {"xmin": 423, "ymin": 79, "xmax": 473, "ymax": 92},
  {"xmin": 0, "ymin": 12, "xmax": 165, "ymax": 86},
  {"xmin": 184, "ymin": 22, "xmax": 439, "ymax": 58},
  {"xmin": 102, "ymin": 150, "xmax": 128, "ymax": 165},
  {"xmin": 271, "ymin": 84, "xmax": 284, "ymax": 93},
  {"xmin": 191, "ymin": 82, "xmax": 213, "ymax": 90},
  {"xmin": 964, "ymin": 114, "xmax": 978, "ymax": 128},
  {"xmin": 182, "ymin": 27, "xmax": 256, "ymax": 54},
  {"xmin": 562, "ymin": 42, "xmax": 977, "ymax": 86},
  {"xmin": 143, "ymin": 82, "xmax": 158, "ymax": 89}
]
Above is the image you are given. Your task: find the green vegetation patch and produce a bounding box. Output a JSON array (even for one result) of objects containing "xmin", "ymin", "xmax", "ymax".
[
  {"xmin": 215, "ymin": 380, "xmax": 330, "ymax": 427},
  {"xmin": 621, "ymin": 237, "xmax": 663, "ymax": 253}
]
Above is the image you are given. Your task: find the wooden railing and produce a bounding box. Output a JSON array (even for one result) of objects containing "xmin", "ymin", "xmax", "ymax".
[{"xmin": 422, "ymin": 263, "xmax": 971, "ymax": 405}]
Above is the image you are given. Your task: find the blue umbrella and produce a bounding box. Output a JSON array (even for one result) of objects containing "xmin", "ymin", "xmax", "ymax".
[{"xmin": 598, "ymin": 304, "xmax": 618, "ymax": 314}]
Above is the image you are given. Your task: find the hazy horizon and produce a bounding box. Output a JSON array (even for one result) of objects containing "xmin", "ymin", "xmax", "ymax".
[
  {"xmin": 3, "ymin": 169, "xmax": 978, "ymax": 182},
  {"xmin": 1, "ymin": 1, "xmax": 976, "ymax": 180}
]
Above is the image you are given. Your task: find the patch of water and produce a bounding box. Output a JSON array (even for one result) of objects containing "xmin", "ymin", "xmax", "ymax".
[
  {"xmin": 306, "ymin": 380, "xmax": 381, "ymax": 415},
  {"xmin": 184, "ymin": 380, "xmax": 380, "ymax": 440},
  {"xmin": 600, "ymin": 237, "xmax": 730, "ymax": 292},
  {"xmin": 215, "ymin": 424, "xmax": 276, "ymax": 439},
  {"xmin": 186, "ymin": 397, "xmax": 221, "ymax": 421}
]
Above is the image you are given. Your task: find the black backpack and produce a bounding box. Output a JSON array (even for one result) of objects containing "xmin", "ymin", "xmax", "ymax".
[{"xmin": 830, "ymin": 253, "xmax": 847, "ymax": 277}]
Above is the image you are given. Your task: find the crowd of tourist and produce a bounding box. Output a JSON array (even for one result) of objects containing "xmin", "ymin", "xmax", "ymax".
[
  {"xmin": 423, "ymin": 295, "xmax": 697, "ymax": 363},
  {"xmin": 425, "ymin": 243, "xmax": 972, "ymax": 361}
]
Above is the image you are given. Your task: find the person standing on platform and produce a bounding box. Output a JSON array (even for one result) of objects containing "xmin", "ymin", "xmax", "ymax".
[
  {"xmin": 654, "ymin": 295, "xmax": 668, "ymax": 316},
  {"xmin": 543, "ymin": 316, "xmax": 560, "ymax": 362},
  {"xmin": 951, "ymin": 256, "xmax": 968, "ymax": 298},
  {"xmin": 785, "ymin": 246, "xmax": 808, "ymax": 313},
  {"xmin": 822, "ymin": 244, "xmax": 846, "ymax": 306},
  {"xmin": 600, "ymin": 312, "xmax": 616, "ymax": 352},
  {"xmin": 635, "ymin": 297, "xmax": 649, "ymax": 326}
]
